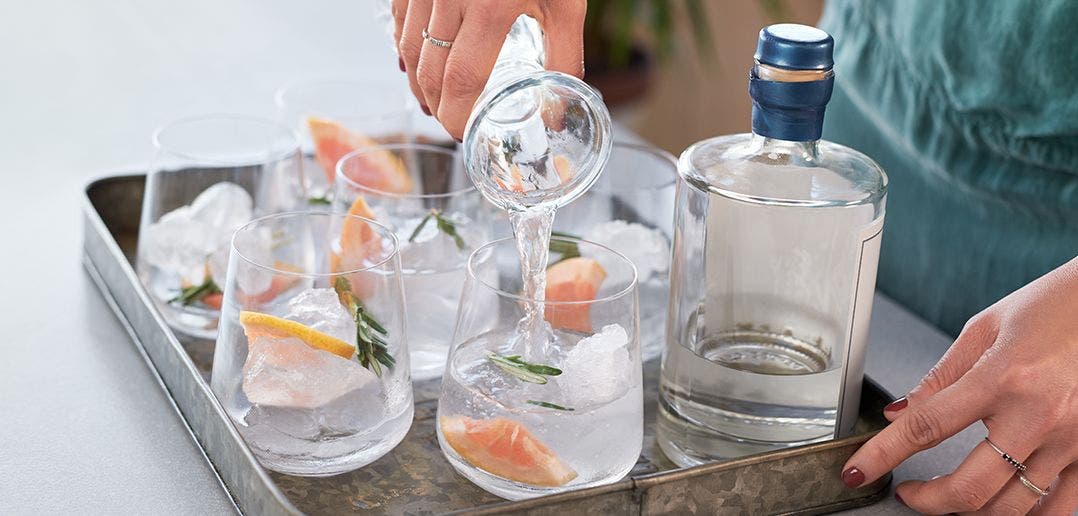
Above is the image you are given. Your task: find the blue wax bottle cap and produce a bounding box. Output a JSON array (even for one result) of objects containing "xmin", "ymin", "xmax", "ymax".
[{"xmin": 754, "ymin": 24, "xmax": 834, "ymax": 70}]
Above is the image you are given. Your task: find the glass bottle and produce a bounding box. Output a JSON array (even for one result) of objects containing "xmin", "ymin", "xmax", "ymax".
[{"xmin": 658, "ymin": 24, "xmax": 888, "ymax": 465}]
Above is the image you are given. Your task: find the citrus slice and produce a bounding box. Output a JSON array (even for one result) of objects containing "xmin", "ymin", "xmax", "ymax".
[
  {"xmin": 553, "ymin": 155, "xmax": 572, "ymax": 184},
  {"xmin": 307, "ymin": 116, "xmax": 414, "ymax": 193},
  {"xmin": 545, "ymin": 257, "xmax": 607, "ymax": 332},
  {"xmin": 330, "ymin": 197, "xmax": 382, "ymax": 271},
  {"xmin": 330, "ymin": 197, "xmax": 383, "ymax": 298},
  {"xmin": 239, "ymin": 311, "xmax": 356, "ymax": 359},
  {"xmin": 203, "ymin": 292, "xmax": 224, "ymax": 310},
  {"xmin": 440, "ymin": 416, "xmax": 577, "ymax": 487}
]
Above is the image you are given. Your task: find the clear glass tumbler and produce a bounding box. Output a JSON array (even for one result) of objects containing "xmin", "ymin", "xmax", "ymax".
[
  {"xmin": 553, "ymin": 143, "xmax": 676, "ymax": 361},
  {"xmin": 137, "ymin": 114, "xmax": 305, "ymax": 339},
  {"xmin": 334, "ymin": 143, "xmax": 492, "ymax": 381},
  {"xmin": 275, "ymin": 78, "xmax": 415, "ymax": 201},
  {"xmin": 210, "ymin": 211, "xmax": 413, "ymax": 476},
  {"xmin": 437, "ymin": 236, "xmax": 642, "ymax": 500}
]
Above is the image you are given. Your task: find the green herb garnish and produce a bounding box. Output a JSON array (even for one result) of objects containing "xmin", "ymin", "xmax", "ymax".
[
  {"xmin": 334, "ymin": 276, "xmax": 394, "ymax": 376},
  {"xmin": 526, "ymin": 400, "xmax": 574, "ymax": 411},
  {"xmin": 549, "ymin": 231, "xmax": 581, "ymax": 264},
  {"xmin": 487, "ymin": 353, "xmax": 562, "ymax": 384},
  {"xmin": 409, "ymin": 208, "xmax": 466, "ymax": 251},
  {"xmin": 170, "ymin": 276, "xmax": 221, "ymax": 306},
  {"xmin": 307, "ymin": 195, "xmax": 332, "ymax": 205}
]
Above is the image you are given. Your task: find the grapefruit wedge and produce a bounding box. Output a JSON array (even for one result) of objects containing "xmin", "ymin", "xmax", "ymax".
[
  {"xmin": 440, "ymin": 416, "xmax": 577, "ymax": 487},
  {"xmin": 330, "ymin": 197, "xmax": 383, "ymax": 298},
  {"xmin": 553, "ymin": 155, "xmax": 573, "ymax": 184},
  {"xmin": 544, "ymin": 257, "xmax": 606, "ymax": 332},
  {"xmin": 307, "ymin": 117, "xmax": 414, "ymax": 193},
  {"xmin": 239, "ymin": 311, "xmax": 356, "ymax": 359}
]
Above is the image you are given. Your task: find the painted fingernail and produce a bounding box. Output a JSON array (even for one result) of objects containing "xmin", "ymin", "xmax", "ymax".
[
  {"xmin": 841, "ymin": 467, "xmax": 865, "ymax": 488},
  {"xmin": 884, "ymin": 396, "xmax": 908, "ymax": 413},
  {"xmin": 895, "ymin": 492, "xmax": 906, "ymax": 507},
  {"xmin": 421, "ymin": 105, "xmax": 431, "ymax": 116},
  {"xmin": 398, "ymin": 57, "xmax": 405, "ymax": 72}
]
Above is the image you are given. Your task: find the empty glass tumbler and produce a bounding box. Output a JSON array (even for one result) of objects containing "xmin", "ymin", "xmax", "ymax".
[
  {"xmin": 137, "ymin": 114, "xmax": 305, "ymax": 339},
  {"xmin": 437, "ymin": 236, "xmax": 643, "ymax": 500},
  {"xmin": 334, "ymin": 143, "xmax": 492, "ymax": 380},
  {"xmin": 210, "ymin": 211, "xmax": 413, "ymax": 476}
]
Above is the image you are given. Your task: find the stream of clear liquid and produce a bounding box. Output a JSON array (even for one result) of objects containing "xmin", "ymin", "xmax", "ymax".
[{"xmin": 507, "ymin": 208, "xmax": 556, "ymax": 360}]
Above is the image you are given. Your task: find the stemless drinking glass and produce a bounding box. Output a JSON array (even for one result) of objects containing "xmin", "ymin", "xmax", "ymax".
[
  {"xmin": 334, "ymin": 144, "xmax": 492, "ymax": 380},
  {"xmin": 137, "ymin": 114, "xmax": 305, "ymax": 339},
  {"xmin": 437, "ymin": 236, "xmax": 642, "ymax": 500},
  {"xmin": 210, "ymin": 211, "xmax": 413, "ymax": 476},
  {"xmin": 275, "ymin": 78, "xmax": 415, "ymax": 199},
  {"xmin": 554, "ymin": 143, "xmax": 677, "ymax": 360}
]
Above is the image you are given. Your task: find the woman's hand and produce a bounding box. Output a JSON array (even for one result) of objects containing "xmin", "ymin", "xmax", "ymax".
[
  {"xmin": 841, "ymin": 257, "xmax": 1078, "ymax": 514},
  {"xmin": 390, "ymin": 0, "xmax": 586, "ymax": 140}
]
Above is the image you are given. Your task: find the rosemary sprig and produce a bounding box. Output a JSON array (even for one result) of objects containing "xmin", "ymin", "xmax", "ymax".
[
  {"xmin": 526, "ymin": 400, "xmax": 575, "ymax": 411},
  {"xmin": 170, "ymin": 276, "xmax": 221, "ymax": 306},
  {"xmin": 334, "ymin": 277, "xmax": 394, "ymax": 376},
  {"xmin": 409, "ymin": 209, "xmax": 466, "ymax": 251},
  {"xmin": 487, "ymin": 353, "xmax": 562, "ymax": 384},
  {"xmin": 549, "ymin": 231, "xmax": 581, "ymax": 264},
  {"xmin": 307, "ymin": 195, "xmax": 332, "ymax": 205}
]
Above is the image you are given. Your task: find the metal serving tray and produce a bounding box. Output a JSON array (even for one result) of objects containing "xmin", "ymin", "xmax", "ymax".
[{"xmin": 82, "ymin": 173, "xmax": 892, "ymax": 515}]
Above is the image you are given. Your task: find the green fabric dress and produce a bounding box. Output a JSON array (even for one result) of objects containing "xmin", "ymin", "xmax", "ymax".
[{"xmin": 818, "ymin": 0, "xmax": 1078, "ymax": 336}]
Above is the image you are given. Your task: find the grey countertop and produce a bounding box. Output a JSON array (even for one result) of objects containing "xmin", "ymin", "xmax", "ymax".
[{"xmin": 0, "ymin": 2, "xmax": 976, "ymax": 514}]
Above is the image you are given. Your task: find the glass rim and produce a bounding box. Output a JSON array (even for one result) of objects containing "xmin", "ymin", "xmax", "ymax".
[
  {"xmin": 152, "ymin": 113, "xmax": 300, "ymax": 166},
  {"xmin": 466, "ymin": 236, "xmax": 639, "ymax": 306},
  {"xmin": 335, "ymin": 143, "xmax": 479, "ymax": 200},
  {"xmin": 596, "ymin": 142, "xmax": 678, "ymax": 193},
  {"xmin": 274, "ymin": 77, "xmax": 415, "ymax": 122},
  {"xmin": 231, "ymin": 210, "xmax": 400, "ymax": 277}
]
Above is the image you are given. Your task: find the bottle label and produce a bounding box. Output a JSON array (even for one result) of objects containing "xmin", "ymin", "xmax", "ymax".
[{"xmin": 834, "ymin": 215, "xmax": 884, "ymax": 438}]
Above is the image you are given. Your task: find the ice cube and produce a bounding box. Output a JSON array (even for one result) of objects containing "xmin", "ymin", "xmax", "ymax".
[
  {"xmin": 242, "ymin": 336, "xmax": 381, "ymax": 410},
  {"xmin": 142, "ymin": 206, "xmax": 216, "ymax": 285},
  {"xmin": 284, "ymin": 288, "xmax": 357, "ymax": 344},
  {"xmin": 189, "ymin": 182, "xmax": 253, "ymax": 236},
  {"xmin": 583, "ymin": 220, "xmax": 670, "ymax": 284},
  {"xmin": 142, "ymin": 182, "xmax": 255, "ymax": 288},
  {"xmin": 228, "ymin": 226, "xmax": 275, "ymax": 295},
  {"xmin": 556, "ymin": 324, "xmax": 633, "ymax": 409}
]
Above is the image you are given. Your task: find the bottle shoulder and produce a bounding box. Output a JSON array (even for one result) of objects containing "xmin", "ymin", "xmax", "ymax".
[{"xmin": 679, "ymin": 133, "xmax": 887, "ymax": 208}]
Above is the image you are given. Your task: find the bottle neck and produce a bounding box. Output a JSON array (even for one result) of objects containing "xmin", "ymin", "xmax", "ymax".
[
  {"xmin": 749, "ymin": 62, "xmax": 833, "ymax": 142},
  {"xmin": 748, "ymin": 133, "xmax": 820, "ymax": 163}
]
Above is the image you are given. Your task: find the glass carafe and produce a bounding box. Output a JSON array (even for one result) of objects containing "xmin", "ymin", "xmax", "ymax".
[
  {"xmin": 375, "ymin": 1, "xmax": 612, "ymax": 212},
  {"xmin": 462, "ymin": 15, "xmax": 612, "ymax": 213}
]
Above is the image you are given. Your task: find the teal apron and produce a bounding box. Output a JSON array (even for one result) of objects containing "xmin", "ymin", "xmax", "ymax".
[{"xmin": 818, "ymin": 0, "xmax": 1078, "ymax": 336}]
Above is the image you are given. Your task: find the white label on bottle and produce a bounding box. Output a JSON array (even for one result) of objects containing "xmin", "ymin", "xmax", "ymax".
[{"xmin": 834, "ymin": 215, "xmax": 885, "ymax": 438}]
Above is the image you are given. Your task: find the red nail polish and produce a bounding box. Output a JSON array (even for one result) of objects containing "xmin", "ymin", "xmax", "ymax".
[
  {"xmin": 894, "ymin": 492, "xmax": 906, "ymax": 506},
  {"xmin": 398, "ymin": 57, "xmax": 405, "ymax": 72},
  {"xmin": 841, "ymin": 467, "xmax": 865, "ymax": 488},
  {"xmin": 884, "ymin": 396, "xmax": 908, "ymax": 413},
  {"xmin": 420, "ymin": 105, "xmax": 431, "ymax": 116}
]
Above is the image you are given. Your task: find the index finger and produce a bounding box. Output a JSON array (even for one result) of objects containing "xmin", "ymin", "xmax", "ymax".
[
  {"xmin": 841, "ymin": 371, "xmax": 992, "ymax": 487},
  {"xmin": 436, "ymin": 10, "xmax": 516, "ymax": 139}
]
